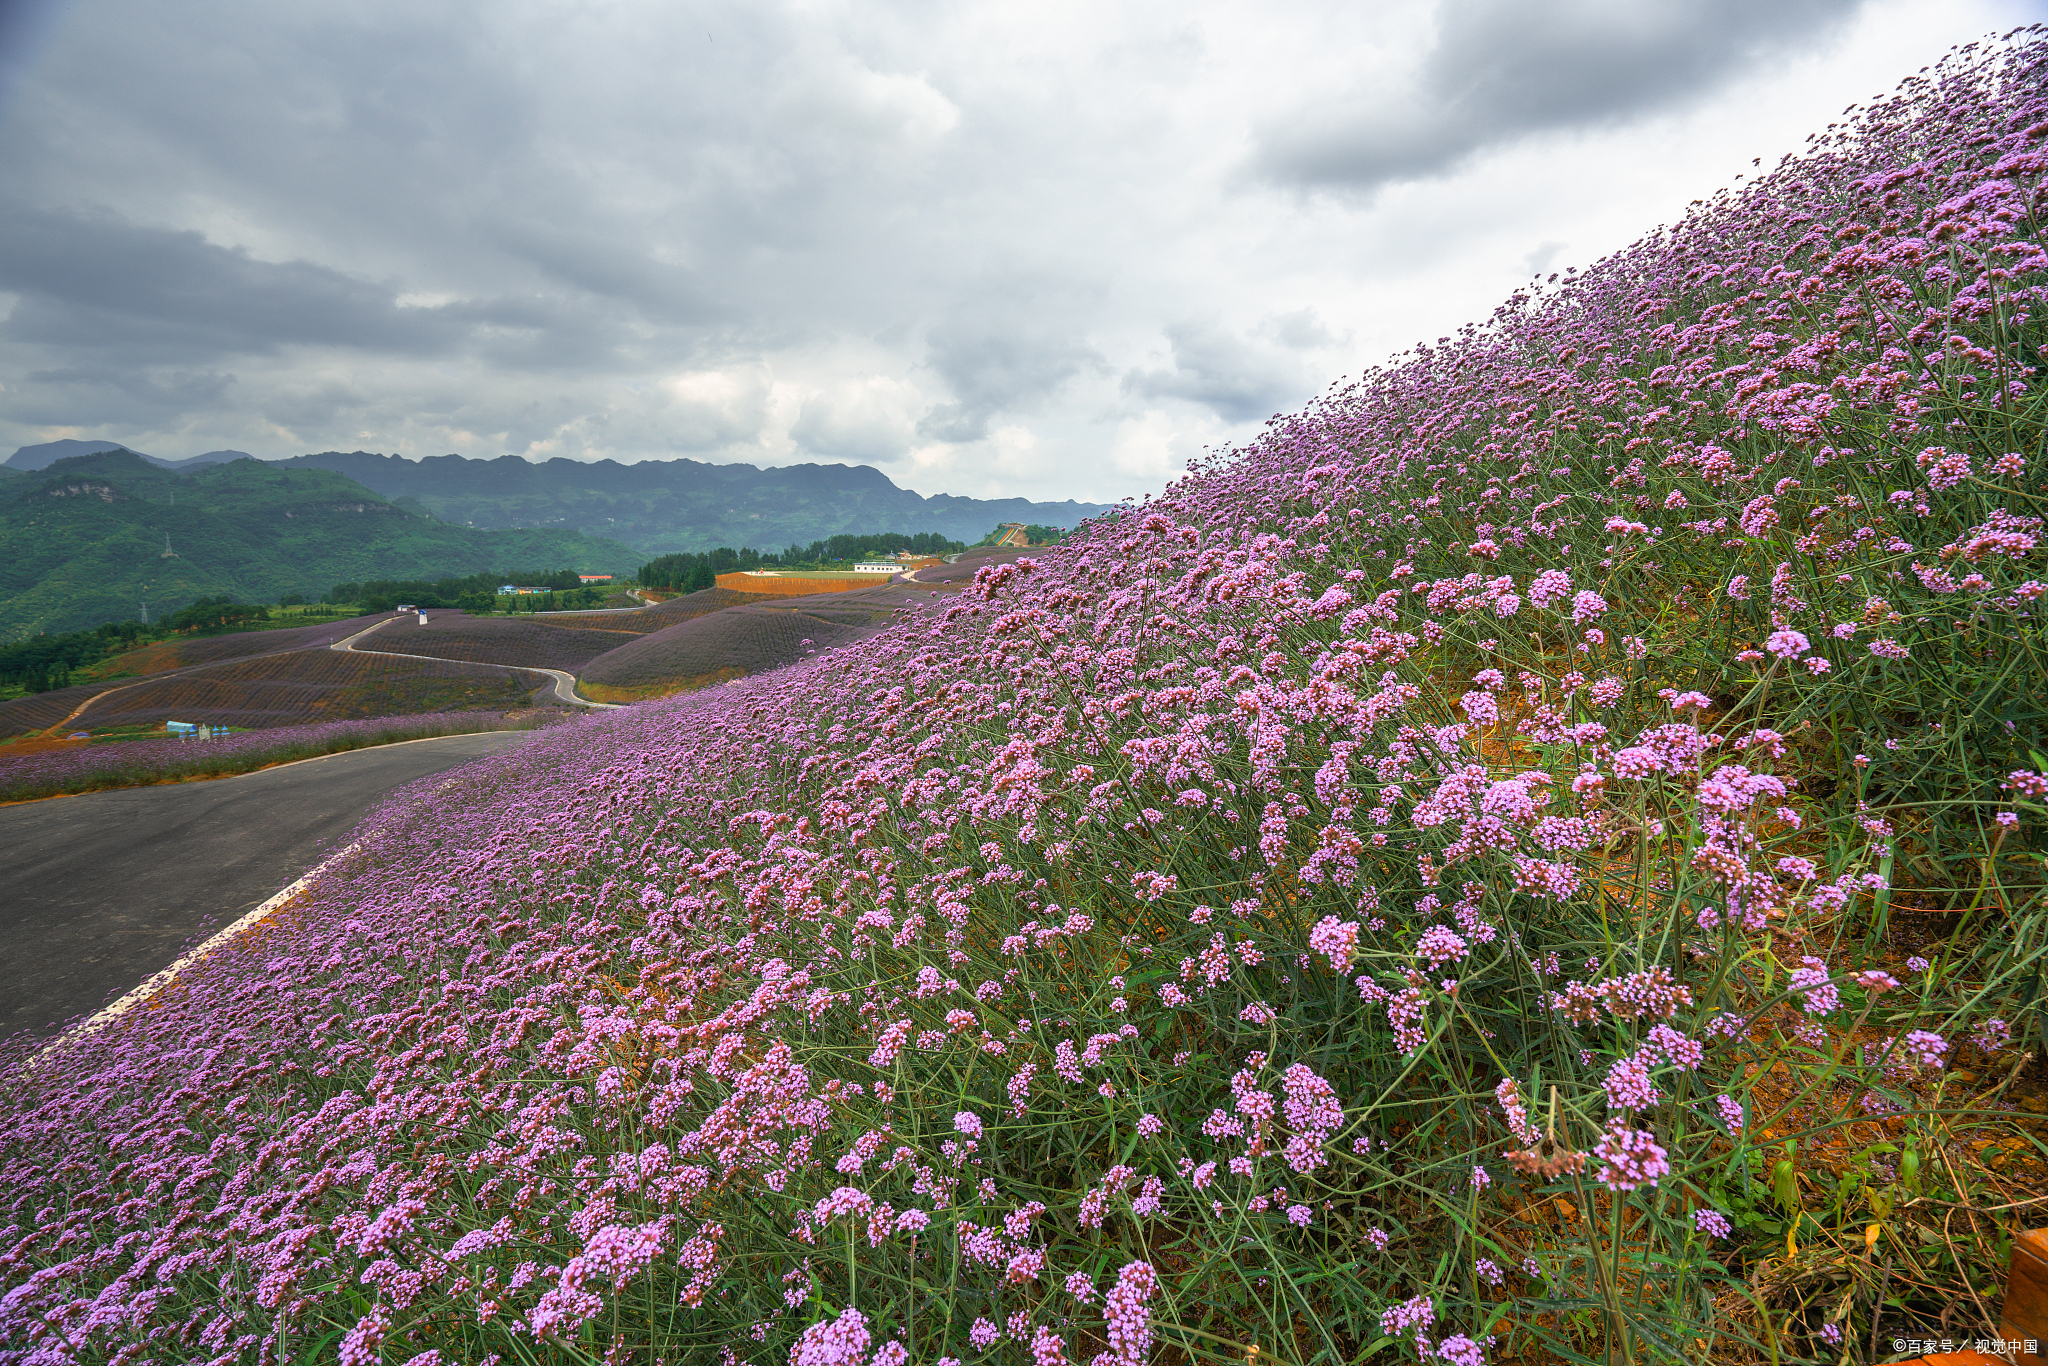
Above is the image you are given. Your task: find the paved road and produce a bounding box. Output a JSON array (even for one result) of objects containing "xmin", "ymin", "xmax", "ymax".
[
  {"xmin": 338, "ymin": 617, "xmax": 624, "ymax": 709},
  {"xmin": 0, "ymin": 729, "xmax": 534, "ymax": 1041}
]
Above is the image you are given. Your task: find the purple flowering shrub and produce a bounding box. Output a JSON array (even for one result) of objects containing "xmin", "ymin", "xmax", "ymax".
[
  {"xmin": 0, "ymin": 712, "xmax": 550, "ymax": 803},
  {"xmin": 5, "ymin": 31, "xmax": 2048, "ymax": 1366}
]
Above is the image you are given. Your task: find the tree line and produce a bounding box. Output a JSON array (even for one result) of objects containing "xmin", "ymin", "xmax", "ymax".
[
  {"xmin": 0, "ymin": 597, "xmax": 272, "ymax": 695},
  {"xmin": 322, "ymin": 570, "xmax": 600, "ymax": 614},
  {"xmin": 638, "ymin": 532, "xmax": 964, "ymax": 591},
  {"xmin": 0, "ymin": 570, "xmax": 609, "ymax": 696}
]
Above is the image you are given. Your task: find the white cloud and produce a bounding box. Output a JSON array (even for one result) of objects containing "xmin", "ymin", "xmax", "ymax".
[
  {"xmin": 1109, "ymin": 408, "xmax": 1206, "ymax": 484},
  {"xmin": 789, "ymin": 375, "xmax": 923, "ymax": 463},
  {"xmin": 0, "ymin": 0, "xmax": 2033, "ymax": 502}
]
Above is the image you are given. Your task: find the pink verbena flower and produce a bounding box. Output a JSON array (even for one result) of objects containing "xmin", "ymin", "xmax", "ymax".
[
  {"xmin": 1101, "ymin": 1261, "xmax": 1159, "ymax": 1366},
  {"xmin": 1602, "ymin": 1053, "xmax": 1661, "ymax": 1111},
  {"xmin": 1903, "ymin": 1030, "xmax": 1947, "ymax": 1069},
  {"xmin": 794, "ymin": 1308, "xmax": 872, "ymax": 1366},
  {"xmin": 1415, "ymin": 925, "xmax": 1468, "ymax": 968},
  {"xmin": 1378, "ymin": 1294, "xmax": 1434, "ymax": 1338},
  {"xmin": 1495, "ymin": 1077, "xmax": 1540, "ymax": 1145},
  {"xmin": 1435, "ymin": 1335, "xmax": 1487, "ymax": 1366},
  {"xmin": 1788, "ymin": 957, "xmax": 1839, "ymax": 1015},
  {"xmin": 1765, "ymin": 629, "xmax": 1811, "ymax": 660},
  {"xmin": 2004, "ymin": 770, "xmax": 2048, "ymax": 797},
  {"xmin": 1594, "ymin": 1124, "xmax": 1670, "ymax": 1191},
  {"xmin": 1529, "ymin": 570, "xmax": 1572, "ymax": 607},
  {"xmin": 1308, "ymin": 916, "xmax": 1360, "ymax": 970}
]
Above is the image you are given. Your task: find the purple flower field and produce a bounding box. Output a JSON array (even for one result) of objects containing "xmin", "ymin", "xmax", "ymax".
[
  {"xmin": 0, "ymin": 712, "xmax": 552, "ymax": 804},
  {"xmin": 353, "ymin": 616, "xmax": 640, "ymax": 674},
  {"xmin": 4, "ymin": 32, "xmax": 2047, "ymax": 1366},
  {"xmin": 579, "ymin": 587, "xmax": 944, "ymax": 700}
]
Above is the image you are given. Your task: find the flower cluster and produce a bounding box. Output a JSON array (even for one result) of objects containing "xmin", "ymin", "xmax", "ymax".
[{"xmin": 4, "ymin": 29, "xmax": 2044, "ymax": 1366}]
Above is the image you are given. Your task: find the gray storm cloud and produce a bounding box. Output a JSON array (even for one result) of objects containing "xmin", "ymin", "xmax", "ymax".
[
  {"xmin": 1254, "ymin": 0, "xmax": 1870, "ymax": 191},
  {"xmin": 1122, "ymin": 319, "xmax": 1327, "ymax": 425},
  {"xmin": 0, "ymin": 0, "xmax": 1977, "ymax": 500}
]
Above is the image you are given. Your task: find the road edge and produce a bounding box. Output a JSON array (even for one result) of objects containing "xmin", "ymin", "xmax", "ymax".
[{"xmin": 32, "ymin": 842, "xmax": 360, "ymax": 1063}]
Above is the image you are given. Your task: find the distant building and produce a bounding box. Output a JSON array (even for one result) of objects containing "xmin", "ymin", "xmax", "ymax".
[
  {"xmin": 578, "ymin": 574, "xmax": 613, "ymax": 583},
  {"xmin": 853, "ymin": 562, "xmax": 898, "ymax": 574}
]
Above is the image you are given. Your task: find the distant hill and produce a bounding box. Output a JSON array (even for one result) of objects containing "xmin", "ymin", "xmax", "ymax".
[
  {"xmin": 0, "ymin": 450, "xmax": 638, "ymax": 639},
  {"xmin": 266, "ymin": 451, "xmax": 1117, "ymax": 555},
  {"xmin": 6, "ymin": 440, "xmax": 233, "ymax": 473}
]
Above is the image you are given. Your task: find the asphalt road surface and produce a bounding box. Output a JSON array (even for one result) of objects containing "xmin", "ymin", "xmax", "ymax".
[
  {"xmin": 337, "ymin": 616, "xmax": 622, "ymax": 709},
  {"xmin": 0, "ymin": 729, "xmax": 533, "ymax": 1041}
]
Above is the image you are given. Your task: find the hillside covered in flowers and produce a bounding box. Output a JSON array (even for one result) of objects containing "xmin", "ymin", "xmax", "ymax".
[{"xmin": 5, "ymin": 29, "xmax": 2048, "ymax": 1366}]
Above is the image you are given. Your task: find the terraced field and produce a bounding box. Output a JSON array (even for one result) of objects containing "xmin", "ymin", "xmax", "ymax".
[
  {"xmin": 350, "ymin": 614, "xmax": 636, "ymax": 672},
  {"xmin": 899, "ymin": 547, "xmax": 1039, "ymax": 584},
  {"xmin": 578, "ymin": 584, "xmax": 943, "ymax": 700},
  {"xmin": 2, "ymin": 576, "xmax": 970, "ymax": 734},
  {"xmin": 539, "ymin": 587, "xmax": 777, "ymax": 633},
  {"xmin": 1, "ymin": 652, "xmax": 534, "ymax": 734},
  {"xmin": 81, "ymin": 615, "xmax": 389, "ymax": 681}
]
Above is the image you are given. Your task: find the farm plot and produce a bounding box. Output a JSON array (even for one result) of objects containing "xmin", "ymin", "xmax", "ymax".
[
  {"xmin": 578, "ymin": 589, "xmax": 942, "ymax": 699},
  {"xmin": 752, "ymin": 584, "xmax": 947, "ymax": 626},
  {"xmin": 580, "ymin": 608, "xmax": 858, "ymax": 700},
  {"xmin": 541, "ymin": 587, "xmax": 776, "ymax": 634},
  {"xmin": 902, "ymin": 548, "xmax": 1041, "ymax": 584},
  {"xmin": 42, "ymin": 652, "xmax": 537, "ymax": 731},
  {"xmin": 352, "ymin": 614, "xmax": 632, "ymax": 671},
  {"xmin": 0, "ymin": 682, "xmax": 107, "ymax": 738},
  {"xmin": 0, "ymin": 711, "xmax": 546, "ymax": 803},
  {"xmin": 87, "ymin": 615, "xmax": 389, "ymax": 681}
]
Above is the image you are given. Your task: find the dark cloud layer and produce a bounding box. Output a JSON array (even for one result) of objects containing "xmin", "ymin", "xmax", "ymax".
[
  {"xmin": 0, "ymin": 204, "xmax": 466, "ymax": 362},
  {"xmin": 1255, "ymin": 0, "xmax": 1869, "ymax": 190},
  {"xmin": 1123, "ymin": 319, "xmax": 1322, "ymax": 425},
  {"xmin": 0, "ymin": 0, "xmax": 1967, "ymax": 499},
  {"xmin": 918, "ymin": 310, "xmax": 1105, "ymax": 443}
]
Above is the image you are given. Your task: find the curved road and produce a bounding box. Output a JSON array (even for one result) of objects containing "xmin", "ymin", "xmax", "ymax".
[
  {"xmin": 337, "ymin": 616, "xmax": 623, "ymax": 709},
  {"xmin": 0, "ymin": 729, "xmax": 533, "ymax": 1041}
]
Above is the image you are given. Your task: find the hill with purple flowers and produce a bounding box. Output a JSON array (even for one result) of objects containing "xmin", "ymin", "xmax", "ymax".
[{"xmin": 4, "ymin": 31, "xmax": 2047, "ymax": 1366}]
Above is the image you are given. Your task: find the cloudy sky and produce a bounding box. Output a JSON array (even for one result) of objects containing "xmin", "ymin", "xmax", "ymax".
[{"xmin": 0, "ymin": 0, "xmax": 2037, "ymax": 503}]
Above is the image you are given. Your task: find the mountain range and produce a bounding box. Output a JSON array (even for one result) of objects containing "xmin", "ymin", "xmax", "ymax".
[
  {"xmin": 0, "ymin": 449, "xmax": 635, "ymax": 639},
  {"xmin": 5, "ymin": 438, "xmax": 243, "ymax": 473},
  {"xmin": 262, "ymin": 451, "xmax": 1117, "ymax": 555},
  {"xmin": 4, "ymin": 442, "xmax": 1119, "ymax": 556}
]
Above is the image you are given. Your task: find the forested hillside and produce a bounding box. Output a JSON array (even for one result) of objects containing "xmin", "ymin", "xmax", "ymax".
[
  {"xmin": 0, "ymin": 450, "xmax": 636, "ymax": 638},
  {"xmin": 271, "ymin": 449, "xmax": 1114, "ymax": 555}
]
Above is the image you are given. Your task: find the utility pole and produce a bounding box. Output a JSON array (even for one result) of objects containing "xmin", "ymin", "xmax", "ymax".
[{"xmin": 140, "ymin": 598, "xmax": 148, "ymax": 625}]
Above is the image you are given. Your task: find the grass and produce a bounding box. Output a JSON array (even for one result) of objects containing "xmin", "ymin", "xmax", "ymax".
[{"xmin": 1, "ymin": 31, "xmax": 2046, "ymax": 1366}]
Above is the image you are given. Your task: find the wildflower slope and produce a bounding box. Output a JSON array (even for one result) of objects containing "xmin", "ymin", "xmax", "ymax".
[{"xmin": 4, "ymin": 30, "xmax": 2048, "ymax": 1366}]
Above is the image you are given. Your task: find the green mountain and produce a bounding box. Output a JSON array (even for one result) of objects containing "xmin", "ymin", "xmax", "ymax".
[
  {"xmin": 5, "ymin": 438, "xmax": 229, "ymax": 472},
  {"xmin": 0, "ymin": 450, "xmax": 638, "ymax": 639},
  {"xmin": 267, "ymin": 451, "xmax": 1115, "ymax": 555}
]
